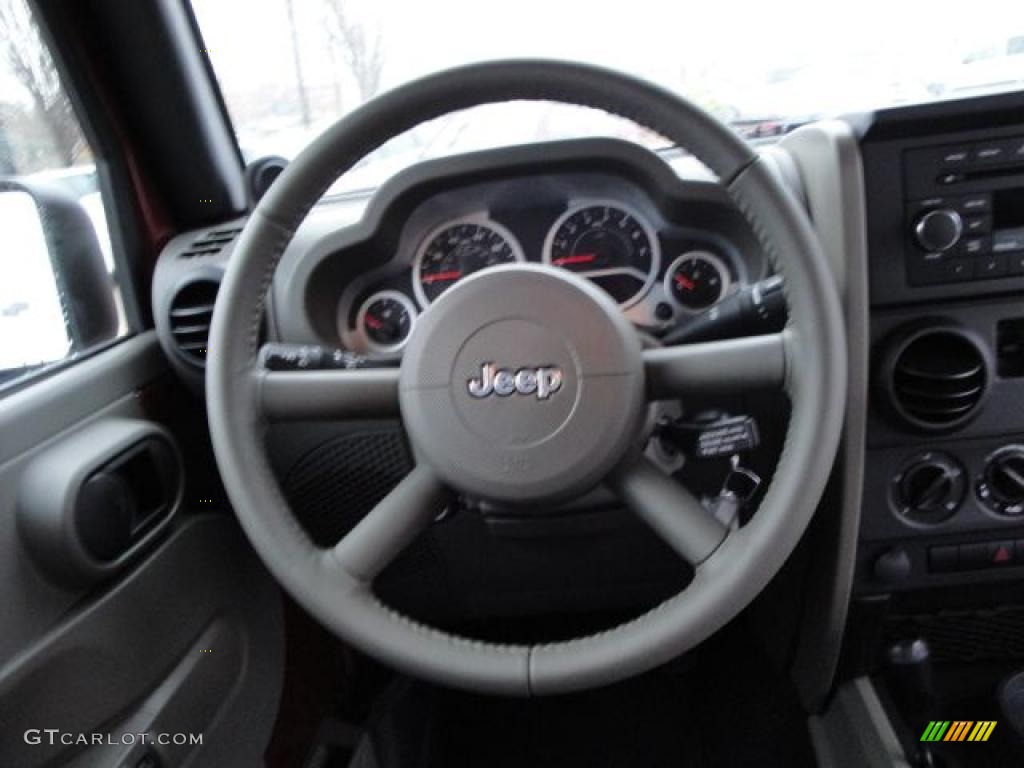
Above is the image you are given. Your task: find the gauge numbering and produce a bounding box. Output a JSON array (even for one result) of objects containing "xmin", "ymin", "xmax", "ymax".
[
  {"xmin": 543, "ymin": 201, "xmax": 660, "ymax": 308},
  {"xmin": 413, "ymin": 216, "xmax": 524, "ymax": 307}
]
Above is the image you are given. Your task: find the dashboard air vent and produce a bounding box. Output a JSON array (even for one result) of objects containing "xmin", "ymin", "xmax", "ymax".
[
  {"xmin": 168, "ymin": 279, "xmax": 220, "ymax": 366},
  {"xmin": 180, "ymin": 227, "xmax": 243, "ymax": 259},
  {"xmin": 879, "ymin": 326, "xmax": 988, "ymax": 433}
]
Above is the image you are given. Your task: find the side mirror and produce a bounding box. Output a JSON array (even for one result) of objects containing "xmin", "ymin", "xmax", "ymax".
[{"xmin": 0, "ymin": 180, "xmax": 117, "ymax": 384}]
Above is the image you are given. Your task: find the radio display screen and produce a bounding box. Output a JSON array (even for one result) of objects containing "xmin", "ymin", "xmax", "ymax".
[{"xmin": 994, "ymin": 188, "xmax": 1024, "ymax": 230}]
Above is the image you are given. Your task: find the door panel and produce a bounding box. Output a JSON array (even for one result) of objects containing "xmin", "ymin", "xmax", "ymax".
[{"xmin": 0, "ymin": 333, "xmax": 283, "ymax": 767}]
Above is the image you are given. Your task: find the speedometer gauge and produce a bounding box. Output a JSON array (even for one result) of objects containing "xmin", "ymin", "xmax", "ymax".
[
  {"xmin": 413, "ymin": 217, "xmax": 524, "ymax": 306},
  {"xmin": 543, "ymin": 202, "xmax": 660, "ymax": 308}
]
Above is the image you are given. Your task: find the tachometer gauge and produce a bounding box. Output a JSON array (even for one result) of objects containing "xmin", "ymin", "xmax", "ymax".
[
  {"xmin": 357, "ymin": 290, "xmax": 416, "ymax": 353},
  {"xmin": 665, "ymin": 251, "xmax": 731, "ymax": 311},
  {"xmin": 543, "ymin": 202, "xmax": 660, "ymax": 307},
  {"xmin": 413, "ymin": 217, "xmax": 524, "ymax": 306}
]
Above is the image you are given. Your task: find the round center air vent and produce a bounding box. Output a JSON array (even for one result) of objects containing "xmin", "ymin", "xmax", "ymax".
[
  {"xmin": 168, "ymin": 278, "xmax": 220, "ymax": 366},
  {"xmin": 877, "ymin": 325, "xmax": 988, "ymax": 432}
]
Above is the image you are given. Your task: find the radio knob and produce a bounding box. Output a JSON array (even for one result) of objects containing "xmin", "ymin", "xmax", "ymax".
[{"xmin": 914, "ymin": 209, "xmax": 963, "ymax": 253}]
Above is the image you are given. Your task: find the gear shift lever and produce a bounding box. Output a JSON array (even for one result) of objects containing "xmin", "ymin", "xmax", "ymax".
[
  {"xmin": 886, "ymin": 639, "xmax": 942, "ymax": 767},
  {"xmin": 886, "ymin": 639, "xmax": 938, "ymax": 718}
]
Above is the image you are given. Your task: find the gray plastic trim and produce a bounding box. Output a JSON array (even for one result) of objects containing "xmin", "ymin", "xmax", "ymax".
[
  {"xmin": 0, "ymin": 333, "xmax": 168, "ymax": 673},
  {"xmin": 607, "ymin": 455, "xmax": 726, "ymax": 564},
  {"xmin": 17, "ymin": 418, "xmax": 183, "ymax": 586},
  {"xmin": 260, "ymin": 368, "xmax": 400, "ymax": 421},
  {"xmin": 0, "ymin": 332, "xmax": 166, "ymax": 468},
  {"xmin": 0, "ymin": 329, "xmax": 281, "ymax": 767},
  {"xmin": 776, "ymin": 121, "xmax": 870, "ymax": 711},
  {"xmin": 809, "ymin": 678, "xmax": 911, "ymax": 768},
  {"xmin": 64, "ymin": 618, "xmax": 244, "ymax": 768},
  {"xmin": 333, "ymin": 464, "xmax": 450, "ymax": 582},
  {"xmin": 643, "ymin": 332, "xmax": 787, "ymax": 399},
  {"xmin": 0, "ymin": 515, "xmax": 283, "ymax": 768},
  {"xmin": 152, "ymin": 221, "xmax": 246, "ymax": 394}
]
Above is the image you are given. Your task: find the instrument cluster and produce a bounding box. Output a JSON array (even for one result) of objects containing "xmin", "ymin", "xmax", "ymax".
[{"xmin": 341, "ymin": 197, "xmax": 751, "ymax": 358}]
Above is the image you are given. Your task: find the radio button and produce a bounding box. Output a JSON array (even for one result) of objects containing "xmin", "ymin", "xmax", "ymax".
[
  {"xmin": 964, "ymin": 215, "xmax": 992, "ymax": 234},
  {"xmin": 963, "ymin": 235, "xmax": 992, "ymax": 256},
  {"xmin": 909, "ymin": 197, "xmax": 950, "ymax": 215},
  {"xmin": 908, "ymin": 257, "xmax": 976, "ymax": 285},
  {"xmin": 974, "ymin": 142, "xmax": 1008, "ymax": 164},
  {"xmin": 1011, "ymin": 137, "xmax": 1024, "ymax": 162},
  {"xmin": 938, "ymin": 146, "xmax": 971, "ymax": 167},
  {"xmin": 948, "ymin": 259, "xmax": 974, "ymax": 281},
  {"xmin": 959, "ymin": 195, "xmax": 992, "ymax": 215},
  {"xmin": 976, "ymin": 254, "xmax": 1007, "ymax": 279}
]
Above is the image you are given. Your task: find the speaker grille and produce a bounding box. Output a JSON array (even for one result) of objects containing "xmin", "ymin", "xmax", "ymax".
[{"xmin": 281, "ymin": 429, "xmax": 413, "ymax": 547}]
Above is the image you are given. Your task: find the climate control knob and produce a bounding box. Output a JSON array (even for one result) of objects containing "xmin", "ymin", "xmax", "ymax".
[
  {"xmin": 892, "ymin": 452, "xmax": 965, "ymax": 524},
  {"xmin": 978, "ymin": 446, "xmax": 1024, "ymax": 517},
  {"xmin": 914, "ymin": 209, "xmax": 963, "ymax": 253}
]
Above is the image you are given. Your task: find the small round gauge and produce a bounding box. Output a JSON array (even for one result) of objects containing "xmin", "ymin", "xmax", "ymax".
[
  {"xmin": 413, "ymin": 217, "xmax": 524, "ymax": 306},
  {"xmin": 356, "ymin": 290, "xmax": 417, "ymax": 353},
  {"xmin": 665, "ymin": 251, "xmax": 731, "ymax": 312},
  {"xmin": 543, "ymin": 201, "xmax": 660, "ymax": 307}
]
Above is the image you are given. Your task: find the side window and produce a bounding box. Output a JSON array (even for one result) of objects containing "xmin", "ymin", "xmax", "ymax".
[{"xmin": 0, "ymin": 0, "xmax": 127, "ymax": 393}]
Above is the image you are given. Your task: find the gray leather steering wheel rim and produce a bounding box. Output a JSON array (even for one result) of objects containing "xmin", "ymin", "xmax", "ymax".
[{"xmin": 207, "ymin": 59, "xmax": 847, "ymax": 696}]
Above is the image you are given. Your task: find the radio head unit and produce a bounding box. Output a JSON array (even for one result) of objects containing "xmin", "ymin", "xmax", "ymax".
[{"xmin": 904, "ymin": 137, "xmax": 1024, "ymax": 287}]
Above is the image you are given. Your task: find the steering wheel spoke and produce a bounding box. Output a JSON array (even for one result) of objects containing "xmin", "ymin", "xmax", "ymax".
[
  {"xmin": 609, "ymin": 455, "xmax": 727, "ymax": 565},
  {"xmin": 330, "ymin": 465, "xmax": 451, "ymax": 582},
  {"xmin": 644, "ymin": 331, "xmax": 789, "ymax": 401},
  {"xmin": 255, "ymin": 343, "xmax": 401, "ymax": 420}
]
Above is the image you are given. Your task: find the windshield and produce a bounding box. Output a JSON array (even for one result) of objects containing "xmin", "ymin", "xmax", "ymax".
[{"xmin": 193, "ymin": 0, "xmax": 1023, "ymax": 193}]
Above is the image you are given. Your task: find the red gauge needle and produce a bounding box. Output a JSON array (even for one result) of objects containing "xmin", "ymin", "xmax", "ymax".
[
  {"xmin": 422, "ymin": 270, "xmax": 464, "ymax": 284},
  {"xmin": 364, "ymin": 315, "xmax": 384, "ymax": 330},
  {"xmin": 674, "ymin": 274, "xmax": 696, "ymax": 291},
  {"xmin": 552, "ymin": 253, "xmax": 596, "ymax": 266}
]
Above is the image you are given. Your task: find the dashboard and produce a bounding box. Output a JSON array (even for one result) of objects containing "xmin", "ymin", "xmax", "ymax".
[
  {"xmin": 150, "ymin": 136, "xmax": 777, "ymax": 622},
  {"xmin": 266, "ymin": 139, "xmax": 767, "ymax": 361},
  {"xmin": 147, "ymin": 88, "xmax": 1024, "ymax": 724},
  {"xmin": 152, "ymin": 138, "xmax": 767, "ymax": 389},
  {"xmin": 853, "ymin": 95, "xmax": 1024, "ymax": 593},
  {"xmin": 339, "ymin": 192, "xmax": 749, "ymax": 357}
]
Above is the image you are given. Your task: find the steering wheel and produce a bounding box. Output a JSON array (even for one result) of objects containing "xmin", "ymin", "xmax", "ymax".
[{"xmin": 207, "ymin": 60, "xmax": 846, "ymax": 696}]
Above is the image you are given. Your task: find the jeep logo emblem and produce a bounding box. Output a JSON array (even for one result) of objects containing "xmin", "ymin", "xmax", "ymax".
[{"xmin": 467, "ymin": 362, "xmax": 563, "ymax": 400}]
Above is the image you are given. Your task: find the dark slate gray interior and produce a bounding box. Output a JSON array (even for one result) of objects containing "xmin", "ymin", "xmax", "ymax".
[{"xmin": 5, "ymin": 9, "xmax": 1024, "ymax": 763}]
